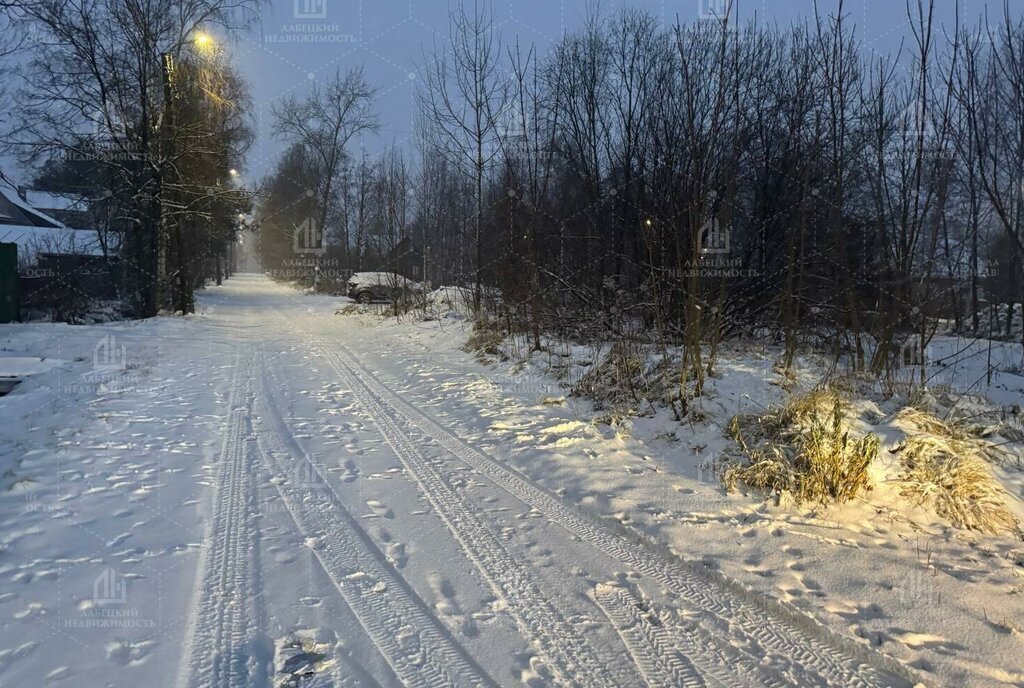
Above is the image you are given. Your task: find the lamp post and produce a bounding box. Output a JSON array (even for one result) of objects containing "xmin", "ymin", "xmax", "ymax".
[
  {"xmin": 161, "ymin": 29, "xmax": 223, "ymax": 309},
  {"xmin": 158, "ymin": 50, "xmax": 175, "ymax": 310},
  {"xmin": 193, "ymin": 31, "xmax": 219, "ymax": 57}
]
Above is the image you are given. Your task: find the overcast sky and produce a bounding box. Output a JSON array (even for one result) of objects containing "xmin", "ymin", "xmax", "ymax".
[
  {"xmin": 230, "ymin": 0, "xmax": 1010, "ymax": 183},
  {"xmin": 4, "ymin": 0, "xmax": 1015, "ymax": 187}
]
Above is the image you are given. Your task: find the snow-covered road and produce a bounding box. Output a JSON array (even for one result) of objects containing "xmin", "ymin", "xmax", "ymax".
[{"xmin": 1, "ymin": 275, "xmax": 926, "ymax": 686}]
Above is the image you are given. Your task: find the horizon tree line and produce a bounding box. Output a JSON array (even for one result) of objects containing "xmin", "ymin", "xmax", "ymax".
[{"xmin": 258, "ymin": 1, "xmax": 1024, "ymax": 393}]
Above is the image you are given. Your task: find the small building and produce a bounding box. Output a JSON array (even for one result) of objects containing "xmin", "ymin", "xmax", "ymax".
[
  {"xmin": 0, "ymin": 185, "xmax": 106, "ymax": 269},
  {"xmin": 17, "ymin": 187, "xmax": 92, "ymax": 229},
  {"xmin": 382, "ymin": 236, "xmax": 426, "ymax": 282},
  {"xmin": 0, "ymin": 185, "xmax": 117, "ymax": 320}
]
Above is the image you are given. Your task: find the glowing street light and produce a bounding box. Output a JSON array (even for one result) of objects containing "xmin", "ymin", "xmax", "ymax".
[
  {"xmin": 193, "ymin": 31, "xmax": 216, "ymax": 54},
  {"xmin": 229, "ymin": 168, "xmax": 239, "ymax": 178}
]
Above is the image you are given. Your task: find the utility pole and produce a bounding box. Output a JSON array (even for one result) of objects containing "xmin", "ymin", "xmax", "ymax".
[{"xmin": 159, "ymin": 52, "xmax": 175, "ymax": 312}]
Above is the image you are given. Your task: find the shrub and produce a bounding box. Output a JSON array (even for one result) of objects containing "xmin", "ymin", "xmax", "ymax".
[
  {"xmin": 724, "ymin": 387, "xmax": 878, "ymax": 504},
  {"xmin": 893, "ymin": 407, "xmax": 1006, "ymax": 461},
  {"xmin": 463, "ymin": 320, "xmax": 505, "ymax": 358},
  {"xmin": 573, "ymin": 340, "xmax": 648, "ymax": 405}
]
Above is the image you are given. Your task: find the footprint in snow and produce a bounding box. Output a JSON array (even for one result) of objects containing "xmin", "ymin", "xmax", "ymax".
[{"xmin": 363, "ymin": 500, "xmax": 393, "ymax": 519}]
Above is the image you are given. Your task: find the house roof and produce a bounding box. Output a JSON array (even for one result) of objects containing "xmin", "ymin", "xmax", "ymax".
[
  {"xmin": 0, "ymin": 223, "xmax": 106, "ymax": 265},
  {"xmin": 23, "ymin": 189, "xmax": 89, "ymax": 213},
  {"xmin": 0, "ymin": 186, "xmax": 64, "ymax": 228},
  {"xmin": 0, "ymin": 225, "xmax": 105, "ymax": 268},
  {"xmin": 0, "ymin": 185, "xmax": 110, "ymax": 264}
]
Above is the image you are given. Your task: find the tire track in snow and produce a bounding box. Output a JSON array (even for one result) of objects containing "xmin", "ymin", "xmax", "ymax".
[
  {"xmin": 177, "ymin": 349, "xmax": 263, "ymax": 688},
  {"xmin": 594, "ymin": 582, "xmax": 794, "ymax": 688},
  {"xmin": 253, "ymin": 348, "xmax": 492, "ymax": 688},
  {"xmin": 317, "ymin": 335, "xmax": 920, "ymax": 688},
  {"xmin": 592, "ymin": 583, "xmax": 705, "ymax": 688},
  {"xmin": 293, "ymin": 333, "xmax": 632, "ymax": 688}
]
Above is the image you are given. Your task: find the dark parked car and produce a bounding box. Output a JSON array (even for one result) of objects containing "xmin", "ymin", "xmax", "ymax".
[{"xmin": 346, "ymin": 272, "xmax": 421, "ymax": 304}]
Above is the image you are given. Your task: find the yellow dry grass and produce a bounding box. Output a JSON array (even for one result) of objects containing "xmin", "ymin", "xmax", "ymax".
[
  {"xmin": 724, "ymin": 387, "xmax": 878, "ymax": 505},
  {"xmin": 896, "ymin": 410, "xmax": 1020, "ymax": 536},
  {"xmin": 463, "ymin": 321, "xmax": 505, "ymax": 357}
]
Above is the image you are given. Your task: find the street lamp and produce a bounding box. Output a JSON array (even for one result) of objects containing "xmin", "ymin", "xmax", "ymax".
[
  {"xmin": 193, "ymin": 31, "xmax": 216, "ymax": 53},
  {"xmin": 229, "ymin": 168, "xmax": 238, "ymax": 178}
]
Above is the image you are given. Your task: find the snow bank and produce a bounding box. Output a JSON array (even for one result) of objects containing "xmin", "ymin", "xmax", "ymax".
[{"xmin": 350, "ymin": 309, "xmax": 1024, "ymax": 687}]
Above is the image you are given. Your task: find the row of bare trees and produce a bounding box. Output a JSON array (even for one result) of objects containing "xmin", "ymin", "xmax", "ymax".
[
  {"xmin": 257, "ymin": 67, "xmax": 404, "ymax": 283},
  {"xmin": 1, "ymin": 0, "xmax": 257, "ymax": 316},
  {"xmin": 257, "ymin": 136, "xmax": 414, "ymax": 283},
  {"xmin": 256, "ymin": 68, "xmax": 419, "ymax": 287},
  {"xmin": 400, "ymin": 0, "xmax": 1024, "ymax": 382},
  {"xmin": 254, "ymin": 1, "xmax": 1023, "ymax": 386}
]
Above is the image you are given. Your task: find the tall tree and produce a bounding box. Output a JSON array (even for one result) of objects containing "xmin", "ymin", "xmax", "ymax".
[
  {"xmin": 273, "ymin": 67, "xmax": 378, "ymax": 259},
  {"xmin": 7, "ymin": 0, "xmax": 258, "ymax": 316},
  {"xmin": 420, "ymin": 0, "xmax": 509, "ymax": 315}
]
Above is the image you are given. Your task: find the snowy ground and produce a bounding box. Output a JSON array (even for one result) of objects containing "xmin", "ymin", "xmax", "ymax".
[{"xmin": 0, "ymin": 273, "xmax": 1020, "ymax": 687}]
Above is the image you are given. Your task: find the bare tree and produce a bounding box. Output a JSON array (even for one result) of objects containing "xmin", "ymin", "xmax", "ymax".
[
  {"xmin": 420, "ymin": 0, "xmax": 509, "ymax": 315},
  {"xmin": 961, "ymin": 8, "xmax": 1024, "ymax": 345},
  {"xmin": 0, "ymin": 2, "xmax": 25, "ymax": 186},
  {"xmin": 273, "ymin": 67, "xmax": 379, "ymax": 260},
  {"xmin": 7, "ymin": 0, "xmax": 259, "ymax": 316},
  {"xmin": 672, "ymin": 2, "xmax": 742, "ymax": 405}
]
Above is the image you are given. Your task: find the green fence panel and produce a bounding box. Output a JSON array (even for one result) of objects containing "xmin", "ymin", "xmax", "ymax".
[{"xmin": 0, "ymin": 242, "xmax": 20, "ymax": 323}]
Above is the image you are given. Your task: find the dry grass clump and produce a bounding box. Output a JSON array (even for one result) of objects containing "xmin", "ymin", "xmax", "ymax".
[
  {"xmin": 573, "ymin": 340, "xmax": 657, "ymax": 409},
  {"xmin": 894, "ymin": 407, "xmax": 1007, "ymax": 462},
  {"xmin": 463, "ymin": 320, "xmax": 505, "ymax": 358},
  {"xmin": 335, "ymin": 303, "xmax": 372, "ymax": 316},
  {"xmin": 723, "ymin": 387, "xmax": 878, "ymax": 504},
  {"xmin": 894, "ymin": 407, "xmax": 970, "ymax": 440},
  {"xmin": 895, "ymin": 410, "xmax": 1020, "ymax": 536}
]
